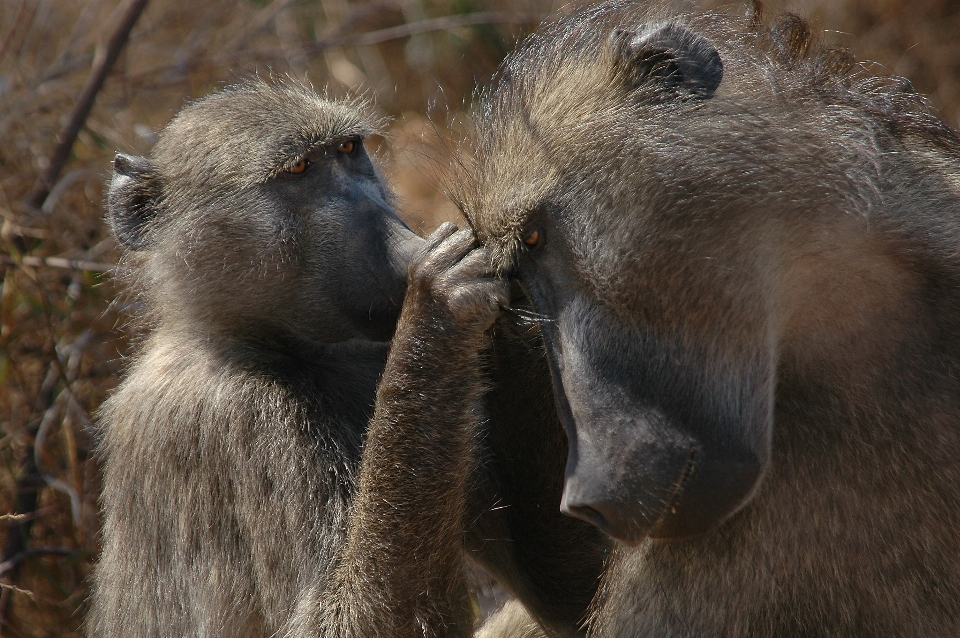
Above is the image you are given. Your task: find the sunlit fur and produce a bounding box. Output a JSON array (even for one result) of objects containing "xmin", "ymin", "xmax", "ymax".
[
  {"xmin": 456, "ymin": 1, "xmax": 960, "ymax": 634},
  {"xmin": 92, "ymin": 79, "xmax": 607, "ymax": 638},
  {"xmin": 90, "ymin": 80, "xmax": 402, "ymax": 637}
]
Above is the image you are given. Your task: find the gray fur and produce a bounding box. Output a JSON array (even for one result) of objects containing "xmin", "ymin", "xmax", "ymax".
[
  {"xmin": 456, "ymin": 1, "xmax": 960, "ymax": 635},
  {"xmin": 91, "ymin": 79, "xmax": 418, "ymax": 636},
  {"xmin": 92, "ymin": 79, "xmax": 604, "ymax": 638}
]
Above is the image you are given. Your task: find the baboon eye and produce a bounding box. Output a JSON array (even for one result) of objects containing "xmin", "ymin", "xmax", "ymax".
[
  {"xmin": 338, "ymin": 140, "xmax": 356, "ymax": 154},
  {"xmin": 522, "ymin": 227, "xmax": 543, "ymax": 249},
  {"xmin": 287, "ymin": 158, "xmax": 309, "ymax": 174}
]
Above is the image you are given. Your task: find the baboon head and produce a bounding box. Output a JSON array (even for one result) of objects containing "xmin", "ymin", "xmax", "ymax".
[
  {"xmin": 108, "ymin": 81, "xmax": 420, "ymax": 346},
  {"xmin": 456, "ymin": 5, "xmax": 824, "ymax": 543}
]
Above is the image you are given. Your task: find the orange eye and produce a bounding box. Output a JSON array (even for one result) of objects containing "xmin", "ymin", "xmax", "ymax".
[
  {"xmin": 523, "ymin": 229, "xmax": 541, "ymax": 247},
  {"xmin": 338, "ymin": 140, "xmax": 356, "ymax": 154},
  {"xmin": 287, "ymin": 158, "xmax": 309, "ymax": 174}
]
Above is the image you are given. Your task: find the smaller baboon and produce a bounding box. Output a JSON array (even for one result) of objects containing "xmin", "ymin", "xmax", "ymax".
[
  {"xmin": 446, "ymin": 1, "xmax": 960, "ymax": 635},
  {"xmin": 92, "ymin": 80, "xmax": 606, "ymax": 638}
]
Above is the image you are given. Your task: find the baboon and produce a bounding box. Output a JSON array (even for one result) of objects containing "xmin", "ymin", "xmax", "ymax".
[
  {"xmin": 450, "ymin": 1, "xmax": 960, "ymax": 635},
  {"xmin": 91, "ymin": 80, "xmax": 606, "ymax": 638}
]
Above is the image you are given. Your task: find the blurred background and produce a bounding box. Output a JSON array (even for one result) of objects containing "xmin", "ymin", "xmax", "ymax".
[{"xmin": 0, "ymin": 0, "xmax": 958, "ymax": 634}]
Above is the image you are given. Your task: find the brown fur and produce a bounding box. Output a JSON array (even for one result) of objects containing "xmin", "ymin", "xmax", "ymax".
[
  {"xmin": 91, "ymin": 80, "xmax": 606, "ymax": 638},
  {"xmin": 454, "ymin": 1, "xmax": 960, "ymax": 634}
]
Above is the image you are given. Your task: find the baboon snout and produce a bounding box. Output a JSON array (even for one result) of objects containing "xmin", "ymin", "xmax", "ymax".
[
  {"xmin": 548, "ymin": 320, "xmax": 768, "ymax": 543},
  {"xmin": 560, "ymin": 489, "xmax": 646, "ymax": 547},
  {"xmin": 559, "ymin": 421, "xmax": 763, "ymax": 543},
  {"xmin": 558, "ymin": 425, "xmax": 696, "ymax": 545}
]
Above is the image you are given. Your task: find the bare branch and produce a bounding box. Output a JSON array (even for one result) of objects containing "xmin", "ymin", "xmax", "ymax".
[
  {"xmin": 0, "ymin": 255, "xmax": 114, "ymax": 272},
  {"xmin": 124, "ymin": 11, "xmax": 547, "ymax": 83},
  {"xmin": 22, "ymin": 0, "xmax": 151, "ymax": 214},
  {"xmin": 0, "ymin": 581, "xmax": 35, "ymax": 599},
  {"xmin": 0, "ymin": 0, "xmax": 29, "ymax": 63},
  {"xmin": 317, "ymin": 11, "xmax": 545, "ymax": 49},
  {"xmin": 0, "ymin": 506, "xmax": 63, "ymax": 526}
]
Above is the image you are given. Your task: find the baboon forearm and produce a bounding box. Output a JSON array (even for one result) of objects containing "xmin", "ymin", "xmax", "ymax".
[
  {"xmin": 362, "ymin": 309, "xmax": 488, "ymax": 524},
  {"xmin": 312, "ymin": 226, "xmax": 508, "ymax": 637},
  {"xmin": 318, "ymin": 315, "xmax": 490, "ymax": 637}
]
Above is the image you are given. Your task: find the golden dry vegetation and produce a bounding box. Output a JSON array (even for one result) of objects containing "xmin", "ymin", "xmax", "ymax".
[{"xmin": 0, "ymin": 0, "xmax": 958, "ymax": 635}]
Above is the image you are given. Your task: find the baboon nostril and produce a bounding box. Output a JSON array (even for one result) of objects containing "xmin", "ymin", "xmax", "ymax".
[{"xmin": 561, "ymin": 501, "xmax": 613, "ymax": 533}]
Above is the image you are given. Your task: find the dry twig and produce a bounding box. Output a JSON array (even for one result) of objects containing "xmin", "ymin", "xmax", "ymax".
[
  {"xmin": 0, "ymin": 255, "xmax": 114, "ymax": 272},
  {"xmin": 22, "ymin": 0, "xmax": 151, "ymax": 214}
]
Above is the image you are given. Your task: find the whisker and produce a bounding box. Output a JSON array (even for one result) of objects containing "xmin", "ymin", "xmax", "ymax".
[{"xmin": 500, "ymin": 304, "xmax": 556, "ymax": 324}]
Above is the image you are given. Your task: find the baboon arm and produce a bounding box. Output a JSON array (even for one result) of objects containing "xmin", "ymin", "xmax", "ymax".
[
  {"xmin": 308, "ymin": 225, "xmax": 509, "ymax": 638},
  {"xmin": 313, "ymin": 327, "xmax": 483, "ymax": 636},
  {"xmin": 476, "ymin": 601, "xmax": 550, "ymax": 638}
]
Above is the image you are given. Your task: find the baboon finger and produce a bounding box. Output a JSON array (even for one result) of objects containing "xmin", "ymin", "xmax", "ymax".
[
  {"xmin": 443, "ymin": 279, "xmax": 510, "ymax": 328},
  {"xmin": 482, "ymin": 280, "xmax": 511, "ymax": 312},
  {"xmin": 412, "ymin": 222, "xmax": 459, "ymax": 264},
  {"xmin": 437, "ymin": 246, "xmax": 498, "ymax": 284},
  {"xmin": 416, "ymin": 228, "xmax": 478, "ymax": 278}
]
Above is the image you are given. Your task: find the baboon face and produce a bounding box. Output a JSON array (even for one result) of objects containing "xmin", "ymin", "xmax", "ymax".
[
  {"xmin": 108, "ymin": 82, "xmax": 420, "ymax": 345},
  {"xmin": 462, "ymin": 8, "xmax": 779, "ymax": 543}
]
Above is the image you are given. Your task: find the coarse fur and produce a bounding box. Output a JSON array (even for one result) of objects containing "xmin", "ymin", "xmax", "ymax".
[
  {"xmin": 91, "ymin": 80, "xmax": 607, "ymax": 638},
  {"xmin": 454, "ymin": 1, "xmax": 960, "ymax": 635}
]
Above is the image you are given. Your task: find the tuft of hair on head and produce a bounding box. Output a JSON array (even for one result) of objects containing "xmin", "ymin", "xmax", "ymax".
[{"xmin": 147, "ymin": 78, "xmax": 387, "ymax": 199}]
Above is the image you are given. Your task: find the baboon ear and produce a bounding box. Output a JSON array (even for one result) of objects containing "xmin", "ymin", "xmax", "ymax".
[
  {"xmin": 611, "ymin": 23, "xmax": 723, "ymax": 100},
  {"xmin": 108, "ymin": 154, "xmax": 161, "ymax": 249}
]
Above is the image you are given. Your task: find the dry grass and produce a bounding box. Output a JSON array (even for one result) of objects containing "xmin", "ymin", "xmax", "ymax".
[{"xmin": 0, "ymin": 0, "xmax": 958, "ymax": 635}]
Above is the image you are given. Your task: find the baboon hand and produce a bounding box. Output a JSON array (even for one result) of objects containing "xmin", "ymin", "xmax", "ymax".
[{"xmin": 407, "ymin": 222, "xmax": 509, "ymax": 334}]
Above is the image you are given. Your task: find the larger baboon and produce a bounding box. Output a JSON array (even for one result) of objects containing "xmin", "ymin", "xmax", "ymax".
[
  {"xmin": 448, "ymin": 1, "xmax": 960, "ymax": 635},
  {"xmin": 91, "ymin": 81, "xmax": 606, "ymax": 637}
]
